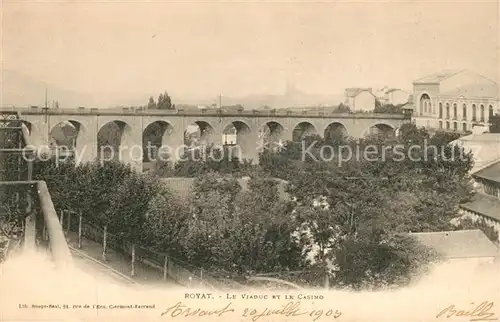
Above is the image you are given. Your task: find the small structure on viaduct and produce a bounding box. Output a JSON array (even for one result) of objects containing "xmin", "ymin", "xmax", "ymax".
[{"xmin": 1, "ymin": 106, "xmax": 409, "ymax": 172}]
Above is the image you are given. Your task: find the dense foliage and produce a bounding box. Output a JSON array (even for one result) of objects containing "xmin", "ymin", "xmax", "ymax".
[
  {"xmin": 172, "ymin": 144, "xmax": 255, "ymax": 178},
  {"xmin": 32, "ymin": 159, "xmax": 157, "ymax": 245},
  {"xmin": 18, "ymin": 121, "xmax": 498, "ymax": 290},
  {"xmin": 374, "ymin": 103, "xmax": 405, "ymax": 114}
]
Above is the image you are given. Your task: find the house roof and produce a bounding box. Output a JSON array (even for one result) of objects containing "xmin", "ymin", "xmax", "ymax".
[
  {"xmin": 413, "ymin": 70, "xmax": 464, "ymax": 84},
  {"xmin": 345, "ymin": 88, "xmax": 373, "ymax": 98},
  {"xmin": 460, "ymin": 193, "xmax": 500, "ymax": 222},
  {"xmin": 472, "ymin": 161, "xmax": 500, "ymax": 183},
  {"xmin": 386, "ymin": 88, "xmax": 408, "ymax": 94},
  {"xmin": 410, "ymin": 230, "xmax": 499, "ymax": 259}
]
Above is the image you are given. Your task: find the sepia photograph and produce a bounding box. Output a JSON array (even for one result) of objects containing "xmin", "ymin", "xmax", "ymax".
[{"xmin": 0, "ymin": 0, "xmax": 499, "ymax": 321}]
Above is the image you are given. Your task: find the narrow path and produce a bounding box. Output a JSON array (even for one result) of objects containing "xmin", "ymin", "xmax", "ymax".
[
  {"xmin": 70, "ymin": 246, "xmax": 137, "ymax": 286},
  {"xmin": 65, "ymin": 231, "xmax": 177, "ymax": 287}
]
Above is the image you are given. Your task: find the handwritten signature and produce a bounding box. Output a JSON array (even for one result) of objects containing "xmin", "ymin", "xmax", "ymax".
[
  {"xmin": 436, "ymin": 301, "xmax": 498, "ymax": 321},
  {"xmin": 160, "ymin": 301, "xmax": 342, "ymax": 321}
]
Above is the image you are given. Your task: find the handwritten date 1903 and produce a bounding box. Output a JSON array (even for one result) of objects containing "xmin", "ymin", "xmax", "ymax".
[
  {"xmin": 436, "ymin": 301, "xmax": 498, "ymax": 321},
  {"xmin": 160, "ymin": 301, "xmax": 342, "ymax": 321},
  {"xmin": 242, "ymin": 301, "xmax": 342, "ymax": 322}
]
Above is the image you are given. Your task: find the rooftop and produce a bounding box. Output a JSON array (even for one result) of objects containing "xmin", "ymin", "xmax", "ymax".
[
  {"xmin": 413, "ymin": 70, "xmax": 464, "ymax": 84},
  {"xmin": 410, "ymin": 229, "xmax": 499, "ymax": 259},
  {"xmin": 441, "ymin": 83, "xmax": 499, "ymax": 99},
  {"xmin": 345, "ymin": 88, "xmax": 373, "ymax": 98},
  {"xmin": 472, "ymin": 161, "xmax": 500, "ymax": 183},
  {"xmin": 460, "ymin": 193, "xmax": 500, "ymax": 222}
]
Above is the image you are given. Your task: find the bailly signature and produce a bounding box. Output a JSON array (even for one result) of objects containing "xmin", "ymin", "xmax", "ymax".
[{"xmin": 436, "ymin": 301, "xmax": 498, "ymax": 321}]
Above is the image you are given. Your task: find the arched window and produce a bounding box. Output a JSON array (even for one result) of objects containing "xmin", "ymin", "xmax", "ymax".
[
  {"xmin": 439, "ymin": 103, "xmax": 443, "ymax": 118},
  {"xmin": 453, "ymin": 103, "xmax": 457, "ymax": 119},
  {"xmin": 419, "ymin": 94, "xmax": 430, "ymax": 116},
  {"xmin": 488, "ymin": 105, "xmax": 494, "ymax": 119},
  {"xmin": 480, "ymin": 105, "xmax": 485, "ymax": 122},
  {"xmin": 472, "ymin": 104, "xmax": 477, "ymax": 121},
  {"xmin": 462, "ymin": 104, "xmax": 467, "ymax": 120},
  {"xmin": 439, "ymin": 121, "xmax": 443, "ymax": 129},
  {"xmin": 446, "ymin": 121, "xmax": 450, "ymax": 129},
  {"xmin": 446, "ymin": 103, "xmax": 450, "ymax": 119},
  {"xmin": 453, "ymin": 122, "xmax": 458, "ymax": 131},
  {"xmin": 462, "ymin": 123, "xmax": 467, "ymax": 132}
]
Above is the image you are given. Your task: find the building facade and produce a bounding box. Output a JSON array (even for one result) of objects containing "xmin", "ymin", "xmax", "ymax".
[
  {"xmin": 459, "ymin": 160, "xmax": 500, "ymax": 243},
  {"xmin": 375, "ymin": 87, "xmax": 410, "ymax": 106},
  {"xmin": 412, "ymin": 70, "xmax": 499, "ymax": 133},
  {"xmin": 344, "ymin": 88, "xmax": 376, "ymax": 112}
]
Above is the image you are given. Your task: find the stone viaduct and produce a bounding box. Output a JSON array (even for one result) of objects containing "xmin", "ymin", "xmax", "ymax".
[{"xmin": 1, "ymin": 106, "xmax": 409, "ymax": 172}]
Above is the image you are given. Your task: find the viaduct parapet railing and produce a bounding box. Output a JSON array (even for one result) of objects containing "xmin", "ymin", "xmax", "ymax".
[{"xmin": 1, "ymin": 106, "xmax": 409, "ymax": 120}]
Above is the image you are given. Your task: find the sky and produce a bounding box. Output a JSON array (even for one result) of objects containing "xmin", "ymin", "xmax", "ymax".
[{"xmin": 2, "ymin": 0, "xmax": 499, "ymax": 102}]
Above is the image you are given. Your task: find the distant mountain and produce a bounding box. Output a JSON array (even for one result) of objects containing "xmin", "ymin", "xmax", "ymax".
[
  {"xmin": 1, "ymin": 69, "xmax": 344, "ymax": 110},
  {"xmin": 0, "ymin": 69, "xmax": 145, "ymax": 109},
  {"xmin": 176, "ymin": 87, "xmax": 345, "ymax": 110}
]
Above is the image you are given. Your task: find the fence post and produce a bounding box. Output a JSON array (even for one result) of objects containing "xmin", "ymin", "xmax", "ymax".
[
  {"xmin": 43, "ymin": 225, "xmax": 48, "ymax": 242},
  {"xmin": 78, "ymin": 212, "xmax": 82, "ymax": 249},
  {"xmin": 102, "ymin": 225, "xmax": 107, "ymax": 261},
  {"xmin": 131, "ymin": 244, "xmax": 136, "ymax": 277},
  {"xmin": 163, "ymin": 255, "xmax": 168, "ymax": 281},
  {"xmin": 67, "ymin": 211, "xmax": 71, "ymax": 233},
  {"xmin": 60, "ymin": 210, "xmax": 64, "ymax": 229}
]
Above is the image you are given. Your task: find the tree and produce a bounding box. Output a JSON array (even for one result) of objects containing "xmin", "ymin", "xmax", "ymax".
[
  {"xmin": 374, "ymin": 103, "xmax": 403, "ymax": 114},
  {"xmin": 273, "ymin": 119, "xmax": 474, "ymax": 289},
  {"xmin": 173, "ymin": 173, "xmax": 306, "ymax": 280},
  {"xmin": 108, "ymin": 173, "xmax": 158, "ymax": 244},
  {"xmin": 334, "ymin": 103, "xmax": 351, "ymax": 113},
  {"xmin": 157, "ymin": 91, "xmax": 173, "ymax": 109},
  {"xmin": 178, "ymin": 173, "xmax": 242, "ymax": 271},
  {"xmin": 32, "ymin": 158, "xmax": 161, "ymax": 260},
  {"xmin": 489, "ymin": 113, "xmax": 500, "ymax": 133},
  {"xmin": 173, "ymin": 144, "xmax": 254, "ymax": 178},
  {"xmin": 233, "ymin": 176, "xmax": 306, "ymax": 275},
  {"xmin": 141, "ymin": 184, "xmax": 190, "ymax": 257},
  {"xmin": 284, "ymin": 160, "xmax": 443, "ymax": 289},
  {"xmin": 147, "ymin": 96, "xmax": 157, "ymax": 109}
]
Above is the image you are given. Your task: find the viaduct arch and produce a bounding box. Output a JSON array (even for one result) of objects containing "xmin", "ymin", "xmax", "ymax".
[{"xmin": 5, "ymin": 107, "xmax": 408, "ymax": 172}]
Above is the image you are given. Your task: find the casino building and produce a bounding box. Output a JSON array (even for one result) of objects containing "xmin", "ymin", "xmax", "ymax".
[{"xmin": 412, "ymin": 70, "xmax": 499, "ymax": 133}]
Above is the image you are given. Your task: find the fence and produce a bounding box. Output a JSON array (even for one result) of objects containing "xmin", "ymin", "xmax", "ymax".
[{"xmin": 61, "ymin": 210, "xmax": 243, "ymax": 290}]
